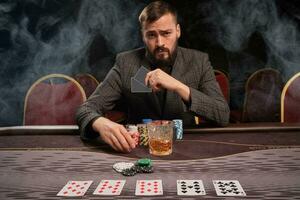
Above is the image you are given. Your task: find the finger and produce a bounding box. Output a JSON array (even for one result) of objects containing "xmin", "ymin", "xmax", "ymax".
[
  {"xmin": 120, "ymin": 126, "xmax": 136, "ymax": 149},
  {"xmin": 110, "ymin": 134, "xmax": 125, "ymax": 152},
  {"xmin": 104, "ymin": 136, "xmax": 118, "ymax": 152},
  {"xmin": 145, "ymin": 71, "xmax": 153, "ymax": 86},
  {"xmin": 152, "ymin": 85, "xmax": 161, "ymax": 92},
  {"xmin": 113, "ymin": 129, "xmax": 132, "ymax": 152}
]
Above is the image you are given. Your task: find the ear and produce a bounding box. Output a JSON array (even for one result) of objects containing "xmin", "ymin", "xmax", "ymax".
[{"xmin": 176, "ymin": 24, "xmax": 181, "ymax": 39}]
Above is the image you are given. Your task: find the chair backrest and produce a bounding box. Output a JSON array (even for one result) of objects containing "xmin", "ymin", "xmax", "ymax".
[
  {"xmin": 214, "ymin": 70, "xmax": 229, "ymax": 102},
  {"xmin": 281, "ymin": 72, "xmax": 300, "ymax": 122},
  {"xmin": 74, "ymin": 73, "xmax": 99, "ymax": 98},
  {"xmin": 242, "ymin": 68, "xmax": 283, "ymax": 122},
  {"xmin": 24, "ymin": 74, "xmax": 86, "ymax": 125}
]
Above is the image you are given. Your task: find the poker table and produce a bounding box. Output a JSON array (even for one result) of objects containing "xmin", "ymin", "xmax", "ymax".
[{"xmin": 1, "ymin": 123, "xmax": 300, "ymax": 199}]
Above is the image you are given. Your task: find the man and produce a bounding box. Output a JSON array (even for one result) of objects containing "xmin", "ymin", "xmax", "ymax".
[{"xmin": 76, "ymin": 1, "xmax": 229, "ymax": 153}]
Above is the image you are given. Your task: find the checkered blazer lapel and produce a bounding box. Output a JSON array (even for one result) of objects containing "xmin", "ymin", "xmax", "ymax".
[{"xmin": 163, "ymin": 48, "xmax": 186, "ymax": 118}]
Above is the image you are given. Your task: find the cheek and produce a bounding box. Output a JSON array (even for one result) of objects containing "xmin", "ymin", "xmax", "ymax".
[
  {"xmin": 145, "ymin": 40, "xmax": 155, "ymax": 50},
  {"xmin": 167, "ymin": 38, "xmax": 177, "ymax": 51}
]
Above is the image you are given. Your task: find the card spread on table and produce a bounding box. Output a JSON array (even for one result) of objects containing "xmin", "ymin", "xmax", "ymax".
[
  {"xmin": 93, "ymin": 180, "xmax": 126, "ymax": 196},
  {"xmin": 135, "ymin": 180, "xmax": 163, "ymax": 196},
  {"xmin": 177, "ymin": 180, "xmax": 206, "ymax": 196},
  {"xmin": 57, "ymin": 180, "xmax": 93, "ymax": 197},
  {"xmin": 213, "ymin": 180, "xmax": 246, "ymax": 196}
]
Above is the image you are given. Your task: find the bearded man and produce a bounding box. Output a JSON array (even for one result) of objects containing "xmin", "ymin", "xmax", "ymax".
[{"xmin": 76, "ymin": 1, "xmax": 229, "ymax": 152}]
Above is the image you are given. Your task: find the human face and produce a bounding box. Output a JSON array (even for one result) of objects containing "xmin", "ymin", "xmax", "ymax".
[{"xmin": 142, "ymin": 13, "xmax": 180, "ymax": 66}]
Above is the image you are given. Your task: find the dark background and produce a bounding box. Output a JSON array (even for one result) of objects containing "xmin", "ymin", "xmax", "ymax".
[{"xmin": 0, "ymin": 0, "xmax": 299, "ymax": 126}]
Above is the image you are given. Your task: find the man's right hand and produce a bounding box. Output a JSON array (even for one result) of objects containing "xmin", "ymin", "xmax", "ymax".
[{"xmin": 92, "ymin": 117, "xmax": 136, "ymax": 153}]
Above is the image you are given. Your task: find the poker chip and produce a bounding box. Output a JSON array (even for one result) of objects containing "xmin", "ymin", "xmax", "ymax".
[
  {"xmin": 126, "ymin": 125, "xmax": 140, "ymax": 146},
  {"xmin": 137, "ymin": 124, "xmax": 149, "ymax": 146},
  {"xmin": 137, "ymin": 158, "xmax": 152, "ymax": 167},
  {"xmin": 136, "ymin": 165, "xmax": 154, "ymax": 173},
  {"xmin": 173, "ymin": 119, "xmax": 183, "ymax": 140},
  {"xmin": 112, "ymin": 162, "xmax": 134, "ymax": 173},
  {"xmin": 142, "ymin": 118, "xmax": 152, "ymax": 124},
  {"xmin": 121, "ymin": 167, "xmax": 137, "ymax": 176},
  {"xmin": 113, "ymin": 158, "xmax": 153, "ymax": 176}
]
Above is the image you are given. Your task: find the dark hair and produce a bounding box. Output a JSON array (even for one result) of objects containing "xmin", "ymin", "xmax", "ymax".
[{"xmin": 139, "ymin": 1, "xmax": 178, "ymax": 28}]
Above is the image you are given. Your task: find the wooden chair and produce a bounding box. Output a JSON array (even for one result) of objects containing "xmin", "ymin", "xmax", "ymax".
[
  {"xmin": 242, "ymin": 68, "xmax": 283, "ymax": 122},
  {"xmin": 74, "ymin": 73, "xmax": 99, "ymax": 98},
  {"xmin": 281, "ymin": 72, "xmax": 300, "ymax": 122},
  {"xmin": 24, "ymin": 74, "xmax": 86, "ymax": 125}
]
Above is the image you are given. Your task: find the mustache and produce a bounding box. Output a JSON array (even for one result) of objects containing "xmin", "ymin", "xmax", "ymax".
[{"xmin": 154, "ymin": 46, "xmax": 170, "ymax": 54}]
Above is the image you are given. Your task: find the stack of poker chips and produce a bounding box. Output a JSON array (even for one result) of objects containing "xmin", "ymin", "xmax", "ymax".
[
  {"xmin": 137, "ymin": 124, "xmax": 148, "ymax": 146},
  {"xmin": 137, "ymin": 119, "xmax": 152, "ymax": 146},
  {"xmin": 173, "ymin": 119, "xmax": 183, "ymax": 140},
  {"xmin": 126, "ymin": 125, "xmax": 140, "ymax": 146},
  {"xmin": 135, "ymin": 158, "xmax": 153, "ymax": 173},
  {"xmin": 112, "ymin": 158, "xmax": 153, "ymax": 176}
]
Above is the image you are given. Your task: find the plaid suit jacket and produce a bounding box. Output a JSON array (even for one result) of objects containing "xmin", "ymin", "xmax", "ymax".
[{"xmin": 76, "ymin": 47, "xmax": 229, "ymax": 139}]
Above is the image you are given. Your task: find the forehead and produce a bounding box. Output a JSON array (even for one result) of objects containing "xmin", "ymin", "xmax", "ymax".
[{"xmin": 142, "ymin": 13, "xmax": 177, "ymax": 32}]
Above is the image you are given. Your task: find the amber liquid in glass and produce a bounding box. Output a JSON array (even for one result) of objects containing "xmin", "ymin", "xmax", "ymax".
[{"xmin": 149, "ymin": 138, "xmax": 172, "ymax": 156}]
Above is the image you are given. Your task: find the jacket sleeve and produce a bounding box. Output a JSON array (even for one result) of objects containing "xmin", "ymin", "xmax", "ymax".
[
  {"xmin": 188, "ymin": 53, "xmax": 230, "ymax": 126},
  {"xmin": 76, "ymin": 55, "xmax": 123, "ymax": 139}
]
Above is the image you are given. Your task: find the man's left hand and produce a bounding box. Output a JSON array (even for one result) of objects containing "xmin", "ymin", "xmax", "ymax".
[{"xmin": 145, "ymin": 68, "xmax": 191, "ymax": 102}]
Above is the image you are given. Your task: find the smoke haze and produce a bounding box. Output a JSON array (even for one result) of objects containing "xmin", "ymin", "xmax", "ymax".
[{"xmin": 0, "ymin": 0, "xmax": 299, "ymax": 125}]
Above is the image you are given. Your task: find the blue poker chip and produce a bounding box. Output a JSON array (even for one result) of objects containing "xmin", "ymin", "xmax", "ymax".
[
  {"xmin": 142, "ymin": 119, "xmax": 152, "ymax": 124},
  {"xmin": 173, "ymin": 119, "xmax": 183, "ymax": 140}
]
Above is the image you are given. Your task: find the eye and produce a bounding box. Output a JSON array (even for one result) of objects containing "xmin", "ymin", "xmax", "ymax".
[
  {"xmin": 146, "ymin": 32, "xmax": 156, "ymax": 39},
  {"xmin": 162, "ymin": 31, "xmax": 171, "ymax": 37}
]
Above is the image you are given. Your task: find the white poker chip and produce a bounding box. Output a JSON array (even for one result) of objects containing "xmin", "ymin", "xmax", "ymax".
[{"xmin": 113, "ymin": 162, "xmax": 134, "ymax": 173}]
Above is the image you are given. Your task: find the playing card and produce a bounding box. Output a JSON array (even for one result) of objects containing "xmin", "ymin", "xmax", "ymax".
[
  {"xmin": 213, "ymin": 180, "xmax": 246, "ymax": 196},
  {"xmin": 93, "ymin": 180, "xmax": 126, "ymax": 196},
  {"xmin": 135, "ymin": 180, "xmax": 163, "ymax": 196},
  {"xmin": 177, "ymin": 180, "xmax": 206, "ymax": 196},
  {"xmin": 131, "ymin": 77, "xmax": 151, "ymax": 93},
  {"xmin": 57, "ymin": 180, "xmax": 93, "ymax": 197},
  {"xmin": 134, "ymin": 66, "xmax": 150, "ymax": 85}
]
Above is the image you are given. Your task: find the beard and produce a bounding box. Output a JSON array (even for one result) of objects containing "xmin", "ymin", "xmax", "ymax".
[{"xmin": 146, "ymin": 44, "xmax": 178, "ymax": 68}]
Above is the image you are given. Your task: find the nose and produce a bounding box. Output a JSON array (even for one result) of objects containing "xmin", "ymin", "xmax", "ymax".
[{"xmin": 156, "ymin": 35, "xmax": 164, "ymax": 47}]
